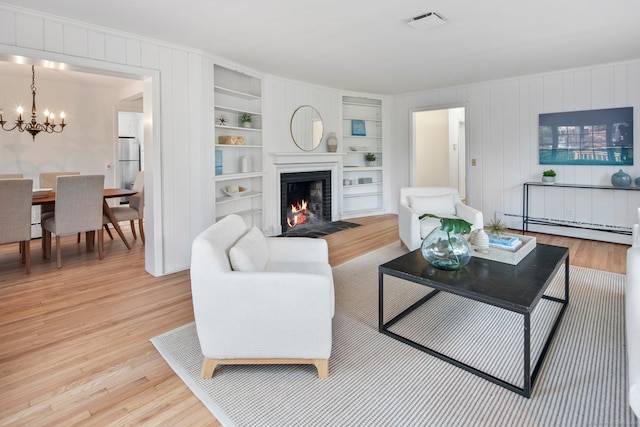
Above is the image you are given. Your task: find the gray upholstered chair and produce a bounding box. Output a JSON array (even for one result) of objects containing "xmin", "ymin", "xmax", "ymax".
[
  {"xmin": 0, "ymin": 179, "xmax": 33, "ymax": 273},
  {"xmin": 0, "ymin": 173, "xmax": 24, "ymax": 179},
  {"xmin": 39, "ymin": 171, "xmax": 81, "ymax": 246},
  {"xmin": 104, "ymin": 171, "xmax": 145, "ymax": 243},
  {"xmin": 42, "ymin": 175, "xmax": 105, "ymax": 268}
]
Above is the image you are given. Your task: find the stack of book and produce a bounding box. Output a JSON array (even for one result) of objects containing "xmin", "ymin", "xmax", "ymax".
[{"xmin": 488, "ymin": 234, "xmax": 522, "ymax": 252}]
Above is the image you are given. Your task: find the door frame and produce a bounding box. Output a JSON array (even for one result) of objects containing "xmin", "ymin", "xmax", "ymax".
[{"xmin": 409, "ymin": 103, "xmax": 470, "ymax": 198}]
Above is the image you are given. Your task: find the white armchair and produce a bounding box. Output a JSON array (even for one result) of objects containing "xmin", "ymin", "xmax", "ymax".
[
  {"xmin": 399, "ymin": 187, "xmax": 483, "ymax": 251},
  {"xmin": 625, "ymin": 215, "xmax": 640, "ymax": 418},
  {"xmin": 190, "ymin": 214, "xmax": 334, "ymax": 379}
]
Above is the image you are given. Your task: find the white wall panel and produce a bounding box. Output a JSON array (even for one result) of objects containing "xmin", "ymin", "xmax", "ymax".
[
  {"xmin": 16, "ymin": 14, "xmax": 43, "ymax": 50},
  {"xmin": 126, "ymin": 39, "xmax": 141, "ymax": 67},
  {"xmin": 87, "ymin": 30, "xmax": 105, "ymax": 60},
  {"xmin": 0, "ymin": 10, "xmax": 15, "ymax": 45},
  {"xmin": 63, "ymin": 25, "xmax": 88, "ymax": 57},
  {"xmin": 105, "ymin": 34, "xmax": 126, "ymax": 64},
  {"xmin": 43, "ymin": 20, "xmax": 63, "ymax": 53}
]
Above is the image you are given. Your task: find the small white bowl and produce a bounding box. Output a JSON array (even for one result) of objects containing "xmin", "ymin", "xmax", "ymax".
[{"xmin": 222, "ymin": 186, "xmax": 249, "ymax": 198}]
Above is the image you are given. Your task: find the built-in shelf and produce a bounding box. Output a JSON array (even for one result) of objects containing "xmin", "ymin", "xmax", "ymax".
[
  {"xmin": 213, "ymin": 64, "xmax": 263, "ymax": 230},
  {"xmin": 341, "ymin": 95, "xmax": 384, "ymax": 217}
]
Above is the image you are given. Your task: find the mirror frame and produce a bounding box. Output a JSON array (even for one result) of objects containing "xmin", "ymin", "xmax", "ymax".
[{"xmin": 290, "ymin": 105, "xmax": 324, "ymax": 151}]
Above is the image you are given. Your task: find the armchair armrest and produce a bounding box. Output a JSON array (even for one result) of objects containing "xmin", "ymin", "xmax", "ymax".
[
  {"xmin": 455, "ymin": 203, "xmax": 484, "ymax": 230},
  {"xmin": 398, "ymin": 202, "xmax": 422, "ymax": 251},
  {"xmin": 266, "ymin": 237, "xmax": 328, "ymax": 263}
]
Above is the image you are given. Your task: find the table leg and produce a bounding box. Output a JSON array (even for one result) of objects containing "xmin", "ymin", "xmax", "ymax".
[{"xmin": 103, "ymin": 199, "xmax": 131, "ymax": 250}]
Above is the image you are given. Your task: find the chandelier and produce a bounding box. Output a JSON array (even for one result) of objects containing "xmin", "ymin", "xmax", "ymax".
[{"xmin": 0, "ymin": 65, "xmax": 66, "ymax": 140}]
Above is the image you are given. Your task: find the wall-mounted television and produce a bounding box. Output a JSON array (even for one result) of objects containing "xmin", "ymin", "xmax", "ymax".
[{"xmin": 539, "ymin": 107, "xmax": 633, "ymax": 165}]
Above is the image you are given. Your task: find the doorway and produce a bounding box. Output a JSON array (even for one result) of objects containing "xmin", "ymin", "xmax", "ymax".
[{"xmin": 411, "ymin": 106, "xmax": 467, "ymax": 198}]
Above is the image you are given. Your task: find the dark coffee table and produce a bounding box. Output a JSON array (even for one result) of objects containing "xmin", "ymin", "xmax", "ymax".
[{"xmin": 378, "ymin": 243, "xmax": 569, "ymax": 398}]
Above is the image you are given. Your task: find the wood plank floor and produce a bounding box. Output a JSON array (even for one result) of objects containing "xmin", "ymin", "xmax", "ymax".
[{"xmin": 0, "ymin": 216, "xmax": 628, "ymax": 425}]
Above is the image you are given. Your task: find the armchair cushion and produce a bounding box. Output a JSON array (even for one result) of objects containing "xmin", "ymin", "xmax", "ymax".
[
  {"xmin": 229, "ymin": 226, "xmax": 269, "ymax": 272},
  {"xmin": 408, "ymin": 194, "xmax": 456, "ymax": 216}
]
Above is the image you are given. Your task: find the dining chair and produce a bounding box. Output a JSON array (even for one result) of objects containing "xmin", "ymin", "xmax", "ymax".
[
  {"xmin": 42, "ymin": 174, "xmax": 105, "ymax": 268},
  {"xmin": 0, "ymin": 179, "xmax": 33, "ymax": 273},
  {"xmin": 39, "ymin": 171, "xmax": 81, "ymax": 247},
  {"xmin": 0, "ymin": 173, "xmax": 24, "ymax": 179},
  {"xmin": 104, "ymin": 171, "xmax": 145, "ymax": 244}
]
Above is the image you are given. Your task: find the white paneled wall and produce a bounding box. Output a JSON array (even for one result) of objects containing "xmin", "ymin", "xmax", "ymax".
[
  {"xmin": 393, "ymin": 61, "xmax": 640, "ymax": 244},
  {"xmin": 0, "ymin": 5, "xmax": 212, "ymax": 275}
]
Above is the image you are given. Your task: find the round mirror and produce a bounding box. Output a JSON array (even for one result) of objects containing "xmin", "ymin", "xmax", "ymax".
[{"xmin": 290, "ymin": 105, "xmax": 324, "ymax": 151}]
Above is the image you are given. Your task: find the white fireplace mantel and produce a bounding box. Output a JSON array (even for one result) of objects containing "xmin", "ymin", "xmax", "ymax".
[{"xmin": 268, "ymin": 152, "xmax": 345, "ymax": 165}]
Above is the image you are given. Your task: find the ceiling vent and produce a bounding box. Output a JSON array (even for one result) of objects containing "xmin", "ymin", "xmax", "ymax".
[{"xmin": 407, "ymin": 12, "xmax": 446, "ymax": 30}]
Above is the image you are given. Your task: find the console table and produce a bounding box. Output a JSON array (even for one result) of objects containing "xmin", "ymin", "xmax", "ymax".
[{"xmin": 522, "ymin": 181, "xmax": 638, "ymax": 235}]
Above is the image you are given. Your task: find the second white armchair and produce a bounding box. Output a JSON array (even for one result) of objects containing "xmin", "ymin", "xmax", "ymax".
[{"xmin": 399, "ymin": 187, "xmax": 483, "ymax": 251}]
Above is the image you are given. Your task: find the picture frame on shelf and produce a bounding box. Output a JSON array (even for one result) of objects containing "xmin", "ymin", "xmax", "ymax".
[{"xmin": 351, "ymin": 120, "xmax": 366, "ymax": 136}]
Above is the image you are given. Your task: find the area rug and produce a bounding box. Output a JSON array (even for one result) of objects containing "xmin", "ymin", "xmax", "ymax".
[
  {"xmin": 278, "ymin": 220, "xmax": 360, "ymax": 237},
  {"xmin": 151, "ymin": 244, "xmax": 638, "ymax": 427}
]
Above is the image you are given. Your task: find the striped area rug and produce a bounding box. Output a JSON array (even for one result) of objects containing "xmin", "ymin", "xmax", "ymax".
[{"xmin": 151, "ymin": 243, "xmax": 638, "ymax": 426}]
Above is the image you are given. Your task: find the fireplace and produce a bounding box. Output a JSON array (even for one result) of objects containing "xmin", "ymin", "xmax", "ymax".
[{"xmin": 280, "ymin": 170, "xmax": 332, "ymax": 232}]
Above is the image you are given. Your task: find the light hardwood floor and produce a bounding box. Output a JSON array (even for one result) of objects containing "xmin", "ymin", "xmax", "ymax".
[{"xmin": 0, "ymin": 216, "xmax": 628, "ymax": 425}]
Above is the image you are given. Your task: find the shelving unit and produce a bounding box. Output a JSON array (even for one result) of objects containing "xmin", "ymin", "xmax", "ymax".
[
  {"xmin": 341, "ymin": 96, "xmax": 383, "ymax": 217},
  {"xmin": 213, "ymin": 64, "xmax": 263, "ymax": 227}
]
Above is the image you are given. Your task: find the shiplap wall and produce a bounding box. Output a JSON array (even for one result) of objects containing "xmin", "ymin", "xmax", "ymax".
[
  {"xmin": 0, "ymin": 5, "xmax": 212, "ymax": 275},
  {"xmin": 392, "ymin": 61, "xmax": 640, "ymax": 244}
]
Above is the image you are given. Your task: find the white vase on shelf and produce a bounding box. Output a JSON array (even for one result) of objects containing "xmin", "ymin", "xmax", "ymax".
[{"xmin": 327, "ymin": 132, "xmax": 338, "ymax": 153}]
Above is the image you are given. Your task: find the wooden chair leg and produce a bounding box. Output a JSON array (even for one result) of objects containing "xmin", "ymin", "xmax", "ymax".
[
  {"xmin": 55, "ymin": 235, "xmax": 62, "ymax": 268},
  {"xmin": 44, "ymin": 231, "xmax": 51, "ymax": 260},
  {"xmin": 138, "ymin": 219, "xmax": 145, "ymax": 244},
  {"xmin": 24, "ymin": 240, "xmax": 31, "ymax": 274},
  {"xmin": 201, "ymin": 358, "xmax": 219, "ymax": 379},
  {"xmin": 98, "ymin": 228, "xmax": 104, "ymax": 260},
  {"xmin": 130, "ymin": 220, "xmax": 137, "ymax": 240},
  {"xmin": 104, "ymin": 224, "xmax": 113, "ymax": 240},
  {"xmin": 77, "ymin": 233, "xmax": 81, "ymax": 244}
]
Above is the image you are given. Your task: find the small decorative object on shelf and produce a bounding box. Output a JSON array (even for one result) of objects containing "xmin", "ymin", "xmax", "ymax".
[
  {"xmin": 218, "ymin": 135, "xmax": 245, "ymax": 145},
  {"xmin": 611, "ymin": 169, "xmax": 631, "ymax": 188},
  {"xmin": 635, "ymin": 176, "xmax": 640, "ymax": 188},
  {"xmin": 419, "ymin": 214, "xmax": 472, "ymax": 271},
  {"xmin": 351, "ymin": 119, "xmax": 366, "ymax": 136},
  {"xmin": 217, "ymin": 114, "xmax": 228, "ymax": 126},
  {"xmin": 239, "ymin": 112, "xmax": 252, "ymax": 128},
  {"xmin": 215, "ymin": 150, "xmax": 222, "ymax": 175},
  {"xmin": 240, "ymin": 156, "xmax": 250, "ymax": 173},
  {"xmin": 365, "ymin": 152, "xmax": 377, "ymax": 167},
  {"xmin": 326, "ymin": 132, "xmax": 338, "ymax": 152},
  {"xmin": 542, "ymin": 169, "xmax": 556, "ymax": 184},
  {"xmin": 223, "ymin": 185, "xmax": 248, "ymax": 198}
]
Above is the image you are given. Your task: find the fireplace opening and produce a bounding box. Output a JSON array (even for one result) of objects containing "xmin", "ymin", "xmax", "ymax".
[{"xmin": 280, "ymin": 170, "xmax": 331, "ymax": 232}]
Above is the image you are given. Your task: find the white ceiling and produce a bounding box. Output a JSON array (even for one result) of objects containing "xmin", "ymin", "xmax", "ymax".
[{"xmin": 2, "ymin": 0, "xmax": 640, "ymax": 94}]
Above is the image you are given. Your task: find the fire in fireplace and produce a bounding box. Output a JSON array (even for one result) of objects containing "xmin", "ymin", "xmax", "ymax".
[{"xmin": 280, "ymin": 170, "xmax": 331, "ymax": 232}]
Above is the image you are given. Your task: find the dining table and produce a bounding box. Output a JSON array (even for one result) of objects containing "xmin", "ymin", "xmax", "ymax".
[{"xmin": 32, "ymin": 188, "xmax": 138, "ymax": 250}]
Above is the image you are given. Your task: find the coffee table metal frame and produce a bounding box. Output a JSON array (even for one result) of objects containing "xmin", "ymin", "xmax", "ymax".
[{"xmin": 378, "ymin": 244, "xmax": 569, "ymax": 398}]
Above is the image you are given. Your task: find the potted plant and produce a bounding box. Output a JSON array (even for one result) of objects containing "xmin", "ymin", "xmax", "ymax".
[
  {"xmin": 418, "ymin": 214, "xmax": 472, "ymax": 270},
  {"xmin": 542, "ymin": 169, "xmax": 556, "ymax": 184},
  {"xmin": 365, "ymin": 152, "xmax": 377, "ymax": 167},
  {"xmin": 239, "ymin": 112, "xmax": 252, "ymax": 128}
]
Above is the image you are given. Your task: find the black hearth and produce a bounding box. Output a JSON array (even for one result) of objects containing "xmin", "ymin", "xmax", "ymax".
[{"xmin": 280, "ymin": 170, "xmax": 331, "ymax": 232}]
